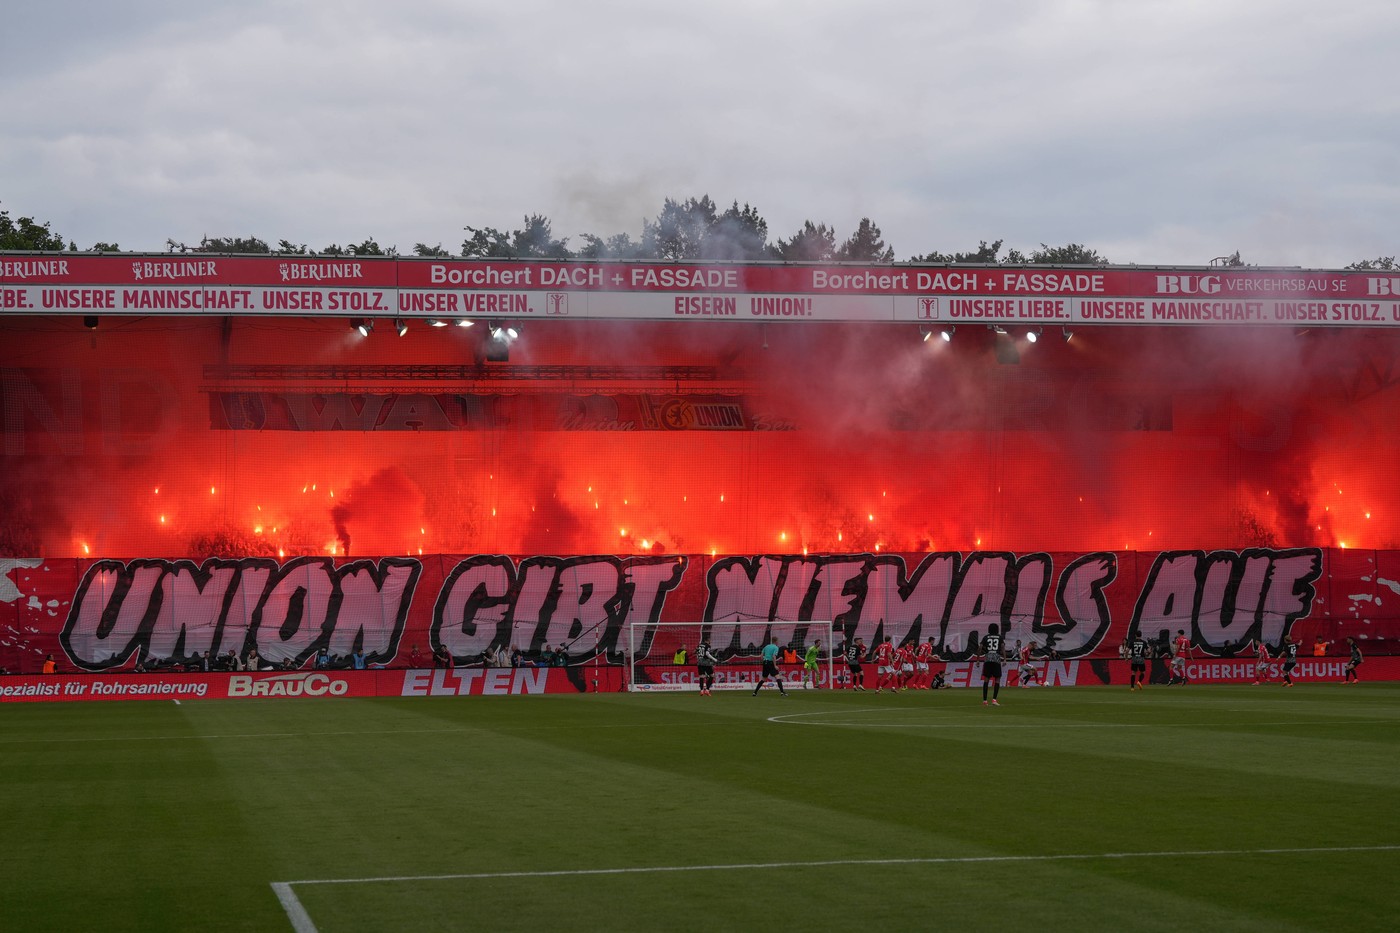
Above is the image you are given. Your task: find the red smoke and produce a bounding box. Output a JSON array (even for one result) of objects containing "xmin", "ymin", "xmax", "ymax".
[{"xmin": 1, "ymin": 315, "xmax": 1397, "ymax": 558}]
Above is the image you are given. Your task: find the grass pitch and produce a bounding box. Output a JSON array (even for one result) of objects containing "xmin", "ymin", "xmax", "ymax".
[{"xmin": 3, "ymin": 683, "xmax": 1399, "ymax": 932}]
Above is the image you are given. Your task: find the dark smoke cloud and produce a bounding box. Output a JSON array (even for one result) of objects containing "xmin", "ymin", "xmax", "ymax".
[{"xmin": 330, "ymin": 467, "xmax": 426, "ymax": 557}]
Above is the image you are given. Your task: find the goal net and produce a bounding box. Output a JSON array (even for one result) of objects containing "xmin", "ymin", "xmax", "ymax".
[{"xmin": 627, "ymin": 620, "xmax": 835, "ymax": 692}]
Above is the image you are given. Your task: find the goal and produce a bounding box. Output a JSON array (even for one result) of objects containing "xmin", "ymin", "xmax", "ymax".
[{"xmin": 626, "ymin": 620, "xmax": 836, "ymax": 692}]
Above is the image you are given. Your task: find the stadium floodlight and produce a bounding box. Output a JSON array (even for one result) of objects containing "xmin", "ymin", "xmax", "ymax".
[
  {"xmin": 426, "ymin": 318, "xmax": 450, "ymax": 327},
  {"xmin": 627, "ymin": 620, "xmax": 836, "ymax": 692},
  {"xmin": 991, "ymin": 324, "xmax": 1008, "ymax": 335},
  {"xmin": 455, "ymin": 318, "xmax": 474, "ymax": 328},
  {"xmin": 352, "ymin": 318, "xmax": 373, "ymax": 337},
  {"xmin": 490, "ymin": 323, "xmax": 504, "ymax": 340},
  {"xmin": 505, "ymin": 325, "xmax": 519, "ymax": 340},
  {"xmin": 940, "ymin": 325, "xmax": 955, "ymax": 342},
  {"xmin": 395, "ymin": 318, "xmax": 408, "ymax": 337},
  {"xmin": 919, "ymin": 325, "xmax": 933, "ymax": 342},
  {"xmin": 1027, "ymin": 327, "xmax": 1042, "ymax": 343},
  {"xmin": 1062, "ymin": 327, "xmax": 1074, "ymax": 342}
]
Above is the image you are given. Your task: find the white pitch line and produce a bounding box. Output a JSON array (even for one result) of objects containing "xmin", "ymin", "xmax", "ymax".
[
  {"xmin": 274, "ymin": 843, "xmax": 1400, "ymax": 891},
  {"xmin": 271, "ymin": 882, "xmax": 318, "ymax": 933}
]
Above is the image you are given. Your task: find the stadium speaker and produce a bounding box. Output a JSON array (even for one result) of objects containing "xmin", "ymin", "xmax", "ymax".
[{"xmin": 83, "ymin": 316, "xmax": 99, "ymax": 330}]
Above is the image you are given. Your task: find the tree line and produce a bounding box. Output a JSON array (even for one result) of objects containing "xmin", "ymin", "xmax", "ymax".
[{"xmin": 1, "ymin": 197, "xmax": 1394, "ymax": 269}]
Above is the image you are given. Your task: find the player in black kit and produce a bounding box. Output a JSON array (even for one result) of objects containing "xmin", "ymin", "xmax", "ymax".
[
  {"xmin": 844, "ymin": 637, "xmax": 866, "ymax": 691},
  {"xmin": 1127, "ymin": 632, "xmax": 1150, "ymax": 691},
  {"xmin": 980, "ymin": 625, "xmax": 1004, "ymax": 707},
  {"xmin": 1344, "ymin": 637, "xmax": 1363, "ymax": 684},
  {"xmin": 696, "ymin": 638, "xmax": 719, "ymax": 696},
  {"xmin": 1279, "ymin": 635, "xmax": 1300, "ymax": 687}
]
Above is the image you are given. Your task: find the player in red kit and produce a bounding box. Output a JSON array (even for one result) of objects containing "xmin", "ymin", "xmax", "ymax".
[
  {"xmin": 895, "ymin": 642, "xmax": 915, "ymax": 689},
  {"xmin": 873, "ymin": 637, "xmax": 896, "ymax": 693},
  {"xmin": 1169, "ymin": 629, "xmax": 1193, "ymax": 685},
  {"xmin": 1017, "ymin": 640, "xmax": 1043, "ymax": 687},
  {"xmin": 914, "ymin": 638, "xmax": 935, "ymax": 689},
  {"xmin": 1253, "ymin": 641, "xmax": 1272, "ymax": 685}
]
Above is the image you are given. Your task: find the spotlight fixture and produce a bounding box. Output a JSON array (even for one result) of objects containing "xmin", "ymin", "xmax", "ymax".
[
  {"xmin": 940, "ymin": 325, "xmax": 955, "ymax": 343},
  {"xmin": 352, "ymin": 318, "xmax": 373, "ymax": 337},
  {"xmin": 1061, "ymin": 327, "xmax": 1074, "ymax": 342},
  {"xmin": 486, "ymin": 321, "xmax": 510, "ymax": 361},
  {"xmin": 1026, "ymin": 327, "xmax": 1042, "ymax": 343},
  {"xmin": 919, "ymin": 325, "xmax": 933, "ymax": 342},
  {"xmin": 455, "ymin": 318, "xmax": 473, "ymax": 328},
  {"xmin": 426, "ymin": 319, "xmax": 450, "ymax": 327},
  {"xmin": 83, "ymin": 316, "xmax": 99, "ymax": 330},
  {"xmin": 395, "ymin": 318, "xmax": 408, "ymax": 337},
  {"xmin": 505, "ymin": 325, "xmax": 519, "ymax": 340}
]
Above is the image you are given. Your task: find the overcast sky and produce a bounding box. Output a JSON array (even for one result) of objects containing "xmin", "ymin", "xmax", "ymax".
[{"xmin": 2, "ymin": 0, "xmax": 1396, "ymax": 267}]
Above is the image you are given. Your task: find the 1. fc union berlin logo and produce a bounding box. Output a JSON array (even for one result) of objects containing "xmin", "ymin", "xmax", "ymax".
[
  {"xmin": 658, "ymin": 398, "xmax": 694, "ymax": 429},
  {"xmin": 918, "ymin": 297, "xmax": 939, "ymax": 319}
]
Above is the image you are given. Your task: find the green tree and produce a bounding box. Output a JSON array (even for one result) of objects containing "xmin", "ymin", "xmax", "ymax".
[
  {"xmin": 836, "ymin": 217, "xmax": 894, "ymax": 262},
  {"xmin": 347, "ymin": 238, "xmax": 393, "ymax": 256},
  {"xmin": 413, "ymin": 242, "xmax": 450, "ymax": 257},
  {"xmin": 201, "ymin": 235, "xmax": 270, "ymax": 253},
  {"xmin": 1025, "ymin": 242, "xmax": 1110, "ymax": 265},
  {"xmin": 911, "ymin": 239, "xmax": 1006, "ymax": 264},
  {"xmin": 276, "ymin": 240, "xmax": 309, "ymax": 254},
  {"xmin": 510, "ymin": 214, "xmax": 571, "ymax": 259},
  {"xmin": 1346, "ymin": 256, "xmax": 1396, "ymax": 270},
  {"xmin": 577, "ymin": 232, "xmax": 647, "ymax": 260},
  {"xmin": 775, "ymin": 221, "xmax": 838, "ymax": 262},
  {"xmin": 703, "ymin": 201, "xmax": 770, "ymax": 260},
  {"xmin": 642, "ymin": 196, "xmax": 719, "ymax": 261},
  {"xmin": 322, "ymin": 238, "xmax": 395, "ymax": 257},
  {"xmin": 461, "ymin": 225, "xmax": 517, "ymax": 258},
  {"xmin": 0, "ymin": 206, "xmax": 67, "ymax": 250},
  {"xmin": 91, "ymin": 241, "xmax": 122, "ymax": 252}
]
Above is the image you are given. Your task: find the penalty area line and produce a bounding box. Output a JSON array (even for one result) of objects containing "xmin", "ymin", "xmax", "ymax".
[{"xmin": 271, "ymin": 882, "xmax": 318, "ymax": 933}]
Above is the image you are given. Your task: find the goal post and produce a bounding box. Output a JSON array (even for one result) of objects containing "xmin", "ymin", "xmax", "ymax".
[{"xmin": 626, "ymin": 621, "xmax": 836, "ymax": 692}]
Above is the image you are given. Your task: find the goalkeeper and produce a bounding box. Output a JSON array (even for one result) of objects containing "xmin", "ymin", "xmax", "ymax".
[
  {"xmin": 801, "ymin": 639, "xmax": 822, "ymax": 689},
  {"xmin": 696, "ymin": 638, "xmax": 719, "ymax": 696}
]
